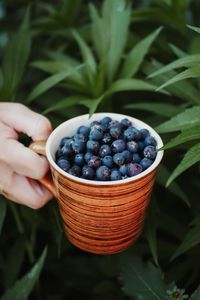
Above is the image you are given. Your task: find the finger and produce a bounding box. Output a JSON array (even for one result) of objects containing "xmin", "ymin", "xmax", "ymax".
[
  {"xmin": 3, "ymin": 173, "xmax": 52, "ymax": 209},
  {"xmin": 0, "ymin": 103, "xmax": 52, "ymax": 140},
  {"xmin": 0, "ymin": 138, "xmax": 49, "ymax": 179}
]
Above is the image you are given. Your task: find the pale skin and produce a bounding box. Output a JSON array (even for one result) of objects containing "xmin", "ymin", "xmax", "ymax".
[{"xmin": 0, "ymin": 103, "xmax": 53, "ymax": 209}]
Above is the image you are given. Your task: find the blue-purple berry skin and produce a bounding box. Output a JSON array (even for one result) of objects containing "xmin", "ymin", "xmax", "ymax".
[
  {"xmin": 60, "ymin": 137, "xmax": 71, "ymax": 148},
  {"xmin": 140, "ymin": 158, "xmax": 153, "ymax": 170},
  {"xmin": 127, "ymin": 141, "xmax": 139, "ymax": 153},
  {"xmin": 72, "ymin": 140, "xmax": 85, "ymax": 153},
  {"xmin": 127, "ymin": 163, "xmax": 143, "ymax": 177},
  {"xmin": 99, "ymin": 144, "xmax": 111, "ymax": 157},
  {"xmin": 102, "ymin": 133, "xmax": 112, "ymax": 144},
  {"xmin": 57, "ymin": 159, "xmax": 71, "ymax": 172},
  {"xmin": 61, "ymin": 144, "xmax": 74, "ymax": 157},
  {"xmin": 74, "ymin": 133, "xmax": 88, "ymax": 142},
  {"xmin": 90, "ymin": 120, "xmax": 100, "ymax": 128},
  {"xmin": 96, "ymin": 166, "xmax": 110, "ymax": 181},
  {"xmin": 82, "ymin": 165, "xmax": 95, "ymax": 180},
  {"xmin": 88, "ymin": 156, "xmax": 101, "ymax": 169},
  {"xmin": 102, "ymin": 156, "xmax": 114, "ymax": 168},
  {"xmin": 120, "ymin": 118, "xmax": 132, "ymax": 129},
  {"xmin": 113, "ymin": 153, "xmax": 125, "ymax": 166},
  {"xmin": 86, "ymin": 140, "xmax": 100, "ymax": 153},
  {"xmin": 109, "ymin": 124, "xmax": 122, "ymax": 139},
  {"xmin": 110, "ymin": 170, "xmax": 122, "ymax": 181},
  {"xmin": 101, "ymin": 116, "xmax": 112, "ymax": 126},
  {"xmin": 140, "ymin": 128, "xmax": 150, "ymax": 139},
  {"xmin": 77, "ymin": 125, "xmax": 90, "ymax": 136},
  {"xmin": 138, "ymin": 141, "xmax": 144, "ymax": 151},
  {"xmin": 132, "ymin": 153, "xmax": 141, "ymax": 163},
  {"xmin": 143, "ymin": 146, "xmax": 157, "ymax": 160},
  {"xmin": 55, "ymin": 148, "xmax": 63, "ymax": 160},
  {"xmin": 74, "ymin": 153, "xmax": 85, "ymax": 166},
  {"xmin": 111, "ymin": 139, "xmax": 126, "ymax": 153},
  {"xmin": 119, "ymin": 164, "xmax": 128, "ymax": 176},
  {"xmin": 67, "ymin": 165, "xmax": 81, "ymax": 177},
  {"xmin": 122, "ymin": 150, "xmax": 132, "ymax": 163},
  {"xmin": 84, "ymin": 152, "xmax": 93, "ymax": 163},
  {"xmin": 89, "ymin": 127, "xmax": 103, "ymax": 141},
  {"xmin": 144, "ymin": 136, "xmax": 157, "ymax": 147}
]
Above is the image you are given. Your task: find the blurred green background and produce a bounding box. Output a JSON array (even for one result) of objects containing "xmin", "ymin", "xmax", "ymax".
[{"xmin": 0, "ymin": 1, "xmax": 200, "ymax": 299}]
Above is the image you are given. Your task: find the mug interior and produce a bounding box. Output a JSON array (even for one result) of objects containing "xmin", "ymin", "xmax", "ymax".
[{"xmin": 46, "ymin": 113, "xmax": 164, "ymax": 185}]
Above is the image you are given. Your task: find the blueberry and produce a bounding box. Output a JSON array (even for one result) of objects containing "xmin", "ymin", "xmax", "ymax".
[
  {"xmin": 86, "ymin": 140, "xmax": 100, "ymax": 153},
  {"xmin": 84, "ymin": 152, "xmax": 93, "ymax": 163},
  {"xmin": 74, "ymin": 153, "xmax": 85, "ymax": 166},
  {"xmin": 101, "ymin": 133, "xmax": 112, "ymax": 144},
  {"xmin": 143, "ymin": 146, "xmax": 157, "ymax": 160},
  {"xmin": 60, "ymin": 137, "xmax": 71, "ymax": 148},
  {"xmin": 89, "ymin": 127, "xmax": 103, "ymax": 141},
  {"xmin": 109, "ymin": 124, "xmax": 122, "ymax": 139},
  {"xmin": 99, "ymin": 144, "xmax": 111, "ymax": 157},
  {"xmin": 123, "ymin": 127, "xmax": 141, "ymax": 141},
  {"xmin": 110, "ymin": 170, "xmax": 122, "ymax": 181},
  {"xmin": 140, "ymin": 128, "xmax": 150, "ymax": 139},
  {"xmin": 144, "ymin": 136, "xmax": 157, "ymax": 147},
  {"xmin": 140, "ymin": 158, "xmax": 153, "ymax": 170},
  {"xmin": 113, "ymin": 153, "xmax": 125, "ymax": 166},
  {"xmin": 74, "ymin": 133, "xmax": 88, "ymax": 142},
  {"xmin": 138, "ymin": 141, "xmax": 144, "ymax": 151},
  {"xmin": 127, "ymin": 141, "xmax": 139, "ymax": 153},
  {"xmin": 88, "ymin": 155, "xmax": 101, "ymax": 169},
  {"xmin": 90, "ymin": 120, "xmax": 100, "ymax": 128},
  {"xmin": 132, "ymin": 153, "xmax": 141, "ymax": 163},
  {"xmin": 111, "ymin": 139, "xmax": 126, "ymax": 153},
  {"xmin": 67, "ymin": 165, "xmax": 81, "ymax": 177},
  {"xmin": 102, "ymin": 155, "xmax": 114, "ymax": 168},
  {"xmin": 120, "ymin": 118, "xmax": 131, "ymax": 129},
  {"xmin": 96, "ymin": 166, "xmax": 110, "ymax": 181},
  {"xmin": 82, "ymin": 165, "xmax": 95, "ymax": 180},
  {"xmin": 121, "ymin": 150, "xmax": 132, "ymax": 163},
  {"xmin": 61, "ymin": 144, "xmax": 74, "ymax": 157},
  {"xmin": 119, "ymin": 164, "xmax": 128, "ymax": 176},
  {"xmin": 55, "ymin": 148, "xmax": 64, "ymax": 160},
  {"xmin": 57, "ymin": 159, "xmax": 71, "ymax": 172},
  {"xmin": 77, "ymin": 125, "xmax": 90, "ymax": 136},
  {"xmin": 100, "ymin": 116, "xmax": 112, "ymax": 126},
  {"xmin": 127, "ymin": 163, "xmax": 143, "ymax": 177},
  {"xmin": 72, "ymin": 140, "xmax": 85, "ymax": 153}
]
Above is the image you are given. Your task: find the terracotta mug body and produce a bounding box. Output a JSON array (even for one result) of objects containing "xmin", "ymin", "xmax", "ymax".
[{"xmin": 30, "ymin": 113, "xmax": 164, "ymax": 254}]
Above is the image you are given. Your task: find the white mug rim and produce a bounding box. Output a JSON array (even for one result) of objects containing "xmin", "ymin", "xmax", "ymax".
[{"xmin": 46, "ymin": 113, "xmax": 164, "ymax": 185}]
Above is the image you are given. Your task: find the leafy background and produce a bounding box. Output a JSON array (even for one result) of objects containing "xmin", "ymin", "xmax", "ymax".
[{"xmin": 0, "ymin": 0, "xmax": 200, "ymax": 299}]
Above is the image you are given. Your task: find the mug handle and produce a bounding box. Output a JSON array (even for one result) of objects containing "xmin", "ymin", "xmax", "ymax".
[{"xmin": 29, "ymin": 141, "xmax": 57, "ymax": 197}]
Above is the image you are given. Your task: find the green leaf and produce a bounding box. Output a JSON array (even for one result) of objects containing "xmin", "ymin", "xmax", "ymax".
[
  {"xmin": 187, "ymin": 24, "xmax": 200, "ymax": 34},
  {"xmin": 169, "ymin": 43, "xmax": 187, "ymax": 58},
  {"xmin": 4, "ymin": 237, "xmax": 26, "ymax": 288},
  {"xmin": 43, "ymin": 95, "xmax": 91, "ymax": 114},
  {"xmin": 190, "ymin": 285, "xmax": 200, "ymax": 300},
  {"xmin": 120, "ymin": 255, "xmax": 167, "ymax": 300},
  {"xmin": 121, "ymin": 27, "xmax": 162, "ymax": 78},
  {"xmin": 171, "ymin": 216, "xmax": 200, "ymax": 260},
  {"xmin": 27, "ymin": 64, "xmax": 84, "ymax": 103},
  {"xmin": 0, "ymin": 197, "xmax": 6, "ymax": 234},
  {"xmin": 162, "ymin": 126, "xmax": 200, "ymax": 150},
  {"xmin": 148, "ymin": 54, "xmax": 200, "ymax": 78},
  {"xmin": 156, "ymin": 106, "xmax": 200, "ymax": 133},
  {"xmin": 156, "ymin": 164, "xmax": 190, "ymax": 206},
  {"xmin": 1, "ymin": 247, "xmax": 47, "ymax": 300},
  {"xmin": 72, "ymin": 30, "xmax": 96, "ymax": 84},
  {"xmin": 167, "ymin": 143, "xmax": 200, "ymax": 186},
  {"xmin": 107, "ymin": 78, "xmax": 164, "ymax": 95},
  {"xmin": 156, "ymin": 66, "xmax": 200, "ymax": 91},
  {"xmin": 125, "ymin": 102, "xmax": 182, "ymax": 118},
  {"xmin": 0, "ymin": 9, "xmax": 31, "ymax": 99}
]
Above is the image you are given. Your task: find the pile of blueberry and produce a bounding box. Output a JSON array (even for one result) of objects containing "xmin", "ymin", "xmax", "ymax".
[{"xmin": 55, "ymin": 116, "xmax": 157, "ymax": 181}]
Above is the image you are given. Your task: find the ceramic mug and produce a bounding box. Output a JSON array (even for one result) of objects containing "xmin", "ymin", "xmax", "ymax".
[{"xmin": 30, "ymin": 113, "xmax": 164, "ymax": 254}]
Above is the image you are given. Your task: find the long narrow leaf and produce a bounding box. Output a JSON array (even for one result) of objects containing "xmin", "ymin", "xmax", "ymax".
[
  {"xmin": 171, "ymin": 216, "xmax": 200, "ymax": 260},
  {"xmin": 121, "ymin": 27, "xmax": 162, "ymax": 78},
  {"xmin": 190, "ymin": 285, "xmax": 200, "ymax": 300},
  {"xmin": 148, "ymin": 54, "xmax": 200, "ymax": 78},
  {"xmin": 187, "ymin": 24, "xmax": 200, "ymax": 34},
  {"xmin": 27, "ymin": 64, "xmax": 84, "ymax": 103},
  {"xmin": 156, "ymin": 66, "xmax": 200, "ymax": 91},
  {"xmin": 156, "ymin": 106, "xmax": 200, "ymax": 133},
  {"xmin": 1, "ymin": 247, "xmax": 47, "ymax": 300},
  {"xmin": 125, "ymin": 102, "xmax": 182, "ymax": 117},
  {"xmin": 161, "ymin": 126, "xmax": 200, "ymax": 150},
  {"xmin": 167, "ymin": 143, "xmax": 200, "ymax": 186}
]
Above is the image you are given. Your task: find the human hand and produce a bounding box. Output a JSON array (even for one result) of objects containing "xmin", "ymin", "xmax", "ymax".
[{"xmin": 0, "ymin": 103, "xmax": 53, "ymax": 209}]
